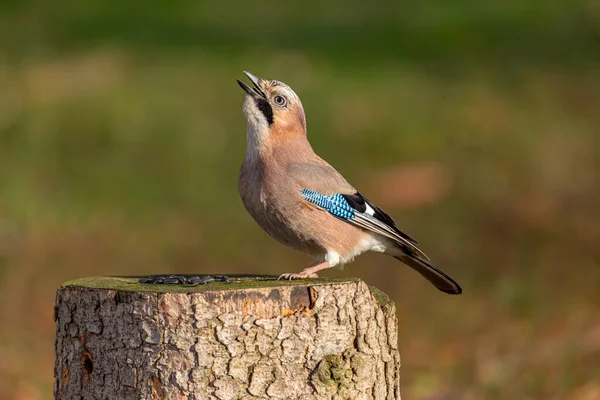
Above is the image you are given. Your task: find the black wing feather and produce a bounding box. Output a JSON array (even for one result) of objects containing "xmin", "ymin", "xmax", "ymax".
[
  {"xmin": 342, "ymin": 192, "xmax": 419, "ymax": 246},
  {"xmin": 342, "ymin": 192, "xmax": 367, "ymax": 213}
]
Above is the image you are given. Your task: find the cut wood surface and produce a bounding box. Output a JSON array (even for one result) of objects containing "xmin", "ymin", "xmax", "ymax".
[{"xmin": 54, "ymin": 275, "xmax": 400, "ymax": 399}]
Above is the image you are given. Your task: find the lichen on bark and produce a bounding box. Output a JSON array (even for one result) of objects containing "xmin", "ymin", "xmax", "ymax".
[{"xmin": 54, "ymin": 276, "xmax": 400, "ymax": 399}]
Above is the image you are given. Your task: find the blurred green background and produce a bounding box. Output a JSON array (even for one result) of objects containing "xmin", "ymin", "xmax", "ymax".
[{"xmin": 1, "ymin": 1, "xmax": 599, "ymax": 399}]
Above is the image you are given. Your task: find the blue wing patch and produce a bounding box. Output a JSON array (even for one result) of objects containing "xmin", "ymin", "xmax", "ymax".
[
  {"xmin": 300, "ymin": 189, "xmax": 355, "ymax": 220},
  {"xmin": 300, "ymin": 189, "xmax": 430, "ymax": 260}
]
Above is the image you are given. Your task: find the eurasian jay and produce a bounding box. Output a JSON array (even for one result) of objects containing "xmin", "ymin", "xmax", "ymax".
[{"xmin": 237, "ymin": 71, "xmax": 462, "ymax": 294}]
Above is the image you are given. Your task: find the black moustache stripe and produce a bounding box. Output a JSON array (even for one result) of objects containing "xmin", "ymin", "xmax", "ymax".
[{"xmin": 255, "ymin": 97, "xmax": 274, "ymax": 125}]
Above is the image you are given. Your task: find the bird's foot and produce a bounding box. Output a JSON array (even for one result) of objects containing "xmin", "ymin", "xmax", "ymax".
[
  {"xmin": 277, "ymin": 261, "xmax": 332, "ymax": 280},
  {"xmin": 138, "ymin": 275, "xmax": 229, "ymax": 286},
  {"xmin": 277, "ymin": 272, "xmax": 319, "ymax": 280}
]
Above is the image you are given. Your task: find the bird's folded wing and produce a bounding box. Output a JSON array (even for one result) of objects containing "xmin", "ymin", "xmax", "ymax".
[
  {"xmin": 287, "ymin": 162, "xmax": 356, "ymax": 195},
  {"xmin": 288, "ymin": 162, "xmax": 425, "ymax": 259}
]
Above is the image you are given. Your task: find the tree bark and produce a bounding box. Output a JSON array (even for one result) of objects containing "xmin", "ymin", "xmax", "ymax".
[{"xmin": 54, "ymin": 276, "xmax": 400, "ymax": 399}]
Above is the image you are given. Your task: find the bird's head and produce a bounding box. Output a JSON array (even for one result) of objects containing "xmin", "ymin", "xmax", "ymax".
[{"xmin": 237, "ymin": 71, "xmax": 306, "ymax": 152}]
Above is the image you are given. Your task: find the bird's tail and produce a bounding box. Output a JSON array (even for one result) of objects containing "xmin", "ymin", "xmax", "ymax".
[{"xmin": 394, "ymin": 254, "xmax": 462, "ymax": 295}]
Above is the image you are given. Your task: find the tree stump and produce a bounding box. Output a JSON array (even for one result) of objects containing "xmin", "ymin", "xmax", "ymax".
[{"xmin": 54, "ymin": 276, "xmax": 400, "ymax": 399}]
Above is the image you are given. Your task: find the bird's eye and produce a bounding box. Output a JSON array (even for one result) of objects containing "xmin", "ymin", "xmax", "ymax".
[{"xmin": 274, "ymin": 95, "xmax": 286, "ymax": 106}]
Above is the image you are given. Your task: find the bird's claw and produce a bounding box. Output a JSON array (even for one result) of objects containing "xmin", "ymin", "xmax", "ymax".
[{"xmin": 277, "ymin": 272, "xmax": 318, "ymax": 280}]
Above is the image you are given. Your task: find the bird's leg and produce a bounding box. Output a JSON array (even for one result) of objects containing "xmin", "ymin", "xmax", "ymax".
[{"xmin": 278, "ymin": 261, "xmax": 331, "ymax": 280}]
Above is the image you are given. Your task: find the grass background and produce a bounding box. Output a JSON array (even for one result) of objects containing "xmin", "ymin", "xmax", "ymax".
[{"xmin": 0, "ymin": 1, "xmax": 599, "ymax": 398}]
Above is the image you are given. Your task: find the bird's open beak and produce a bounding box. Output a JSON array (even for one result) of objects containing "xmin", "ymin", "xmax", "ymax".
[{"xmin": 237, "ymin": 71, "xmax": 267, "ymax": 98}]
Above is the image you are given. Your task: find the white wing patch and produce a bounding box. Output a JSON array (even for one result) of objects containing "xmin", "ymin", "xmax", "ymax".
[{"xmin": 364, "ymin": 203, "xmax": 376, "ymax": 216}]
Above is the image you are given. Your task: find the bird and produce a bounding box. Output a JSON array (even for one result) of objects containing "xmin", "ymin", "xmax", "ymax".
[{"xmin": 236, "ymin": 71, "xmax": 462, "ymax": 294}]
